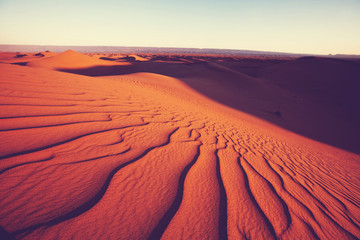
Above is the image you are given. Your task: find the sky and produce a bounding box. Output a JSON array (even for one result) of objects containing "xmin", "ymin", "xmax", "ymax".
[{"xmin": 0, "ymin": 0, "xmax": 359, "ymax": 54}]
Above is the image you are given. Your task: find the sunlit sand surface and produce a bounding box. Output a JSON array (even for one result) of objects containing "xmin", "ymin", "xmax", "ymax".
[{"xmin": 0, "ymin": 51, "xmax": 359, "ymax": 239}]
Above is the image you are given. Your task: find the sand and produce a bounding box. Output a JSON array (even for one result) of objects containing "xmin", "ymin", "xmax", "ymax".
[
  {"xmin": 25, "ymin": 49, "xmax": 131, "ymax": 70},
  {"xmin": 0, "ymin": 50, "xmax": 359, "ymax": 240}
]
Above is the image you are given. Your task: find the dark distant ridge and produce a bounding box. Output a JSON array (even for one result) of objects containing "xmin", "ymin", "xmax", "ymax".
[{"xmin": 0, "ymin": 44, "xmax": 306, "ymax": 57}]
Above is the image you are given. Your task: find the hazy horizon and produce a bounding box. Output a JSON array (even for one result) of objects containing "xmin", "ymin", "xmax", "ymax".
[
  {"xmin": 1, "ymin": 0, "xmax": 360, "ymax": 55},
  {"xmin": 0, "ymin": 43, "xmax": 310, "ymax": 55}
]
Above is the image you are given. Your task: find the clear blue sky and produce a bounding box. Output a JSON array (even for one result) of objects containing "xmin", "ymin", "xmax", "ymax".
[{"xmin": 0, "ymin": 0, "xmax": 359, "ymax": 54}]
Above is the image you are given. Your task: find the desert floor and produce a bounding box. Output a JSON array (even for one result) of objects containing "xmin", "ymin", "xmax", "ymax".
[{"xmin": 0, "ymin": 50, "xmax": 359, "ymax": 239}]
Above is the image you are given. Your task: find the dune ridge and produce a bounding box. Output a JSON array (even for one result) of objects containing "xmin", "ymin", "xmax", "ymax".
[
  {"xmin": 0, "ymin": 51, "xmax": 359, "ymax": 240},
  {"xmin": 43, "ymin": 53, "xmax": 360, "ymax": 152}
]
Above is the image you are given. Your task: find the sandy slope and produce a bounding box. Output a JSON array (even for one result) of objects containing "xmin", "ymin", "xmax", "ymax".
[
  {"xmin": 0, "ymin": 52, "xmax": 359, "ymax": 240},
  {"xmin": 53, "ymin": 54, "xmax": 360, "ymax": 152}
]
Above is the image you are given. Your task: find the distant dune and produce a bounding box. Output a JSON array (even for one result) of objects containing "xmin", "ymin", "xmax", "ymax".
[
  {"xmin": 0, "ymin": 50, "xmax": 359, "ymax": 240},
  {"xmin": 35, "ymin": 51, "xmax": 58, "ymax": 58},
  {"xmin": 26, "ymin": 49, "xmax": 130, "ymax": 70},
  {"xmin": 0, "ymin": 51, "xmax": 57, "ymax": 65},
  {"xmin": 128, "ymin": 54, "xmax": 150, "ymax": 61}
]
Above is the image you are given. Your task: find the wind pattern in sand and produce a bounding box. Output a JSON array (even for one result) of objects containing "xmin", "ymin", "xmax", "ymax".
[{"xmin": 0, "ymin": 60, "xmax": 359, "ymax": 240}]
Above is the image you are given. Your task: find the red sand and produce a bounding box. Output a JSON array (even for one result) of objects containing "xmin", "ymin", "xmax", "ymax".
[{"xmin": 0, "ymin": 51, "xmax": 359, "ymax": 240}]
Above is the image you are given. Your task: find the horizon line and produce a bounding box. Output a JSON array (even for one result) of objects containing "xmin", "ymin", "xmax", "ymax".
[
  {"xmin": 0, "ymin": 43, "xmax": 333, "ymax": 56},
  {"xmin": 1, "ymin": 43, "xmax": 359, "ymax": 57}
]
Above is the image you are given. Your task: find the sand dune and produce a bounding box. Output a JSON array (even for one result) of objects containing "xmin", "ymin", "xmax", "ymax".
[
  {"xmin": 26, "ymin": 49, "xmax": 130, "ymax": 70},
  {"xmin": 258, "ymin": 57, "xmax": 360, "ymax": 105},
  {"xmin": 0, "ymin": 51, "xmax": 359, "ymax": 240},
  {"xmin": 0, "ymin": 51, "xmax": 56, "ymax": 65},
  {"xmin": 128, "ymin": 54, "xmax": 150, "ymax": 61},
  {"xmin": 50, "ymin": 55, "xmax": 360, "ymax": 152},
  {"xmin": 34, "ymin": 51, "xmax": 58, "ymax": 58}
]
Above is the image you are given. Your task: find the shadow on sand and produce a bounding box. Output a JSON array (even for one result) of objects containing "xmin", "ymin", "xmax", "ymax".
[
  {"xmin": 58, "ymin": 57, "xmax": 360, "ymax": 153},
  {"xmin": 0, "ymin": 226, "xmax": 16, "ymax": 240}
]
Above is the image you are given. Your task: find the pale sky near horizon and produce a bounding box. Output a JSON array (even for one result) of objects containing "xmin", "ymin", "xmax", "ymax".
[{"xmin": 0, "ymin": 0, "xmax": 359, "ymax": 54}]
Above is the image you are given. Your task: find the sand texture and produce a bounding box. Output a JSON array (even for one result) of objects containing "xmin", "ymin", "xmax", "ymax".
[{"xmin": 0, "ymin": 51, "xmax": 359, "ymax": 240}]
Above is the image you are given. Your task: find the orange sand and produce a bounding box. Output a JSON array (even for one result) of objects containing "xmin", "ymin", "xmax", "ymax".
[
  {"xmin": 26, "ymin": 49, "xmax": 131, "ymax": 70},
  {"xmin": 0, "ymin": 51, "xmax": 359, "ymax": 240}
]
